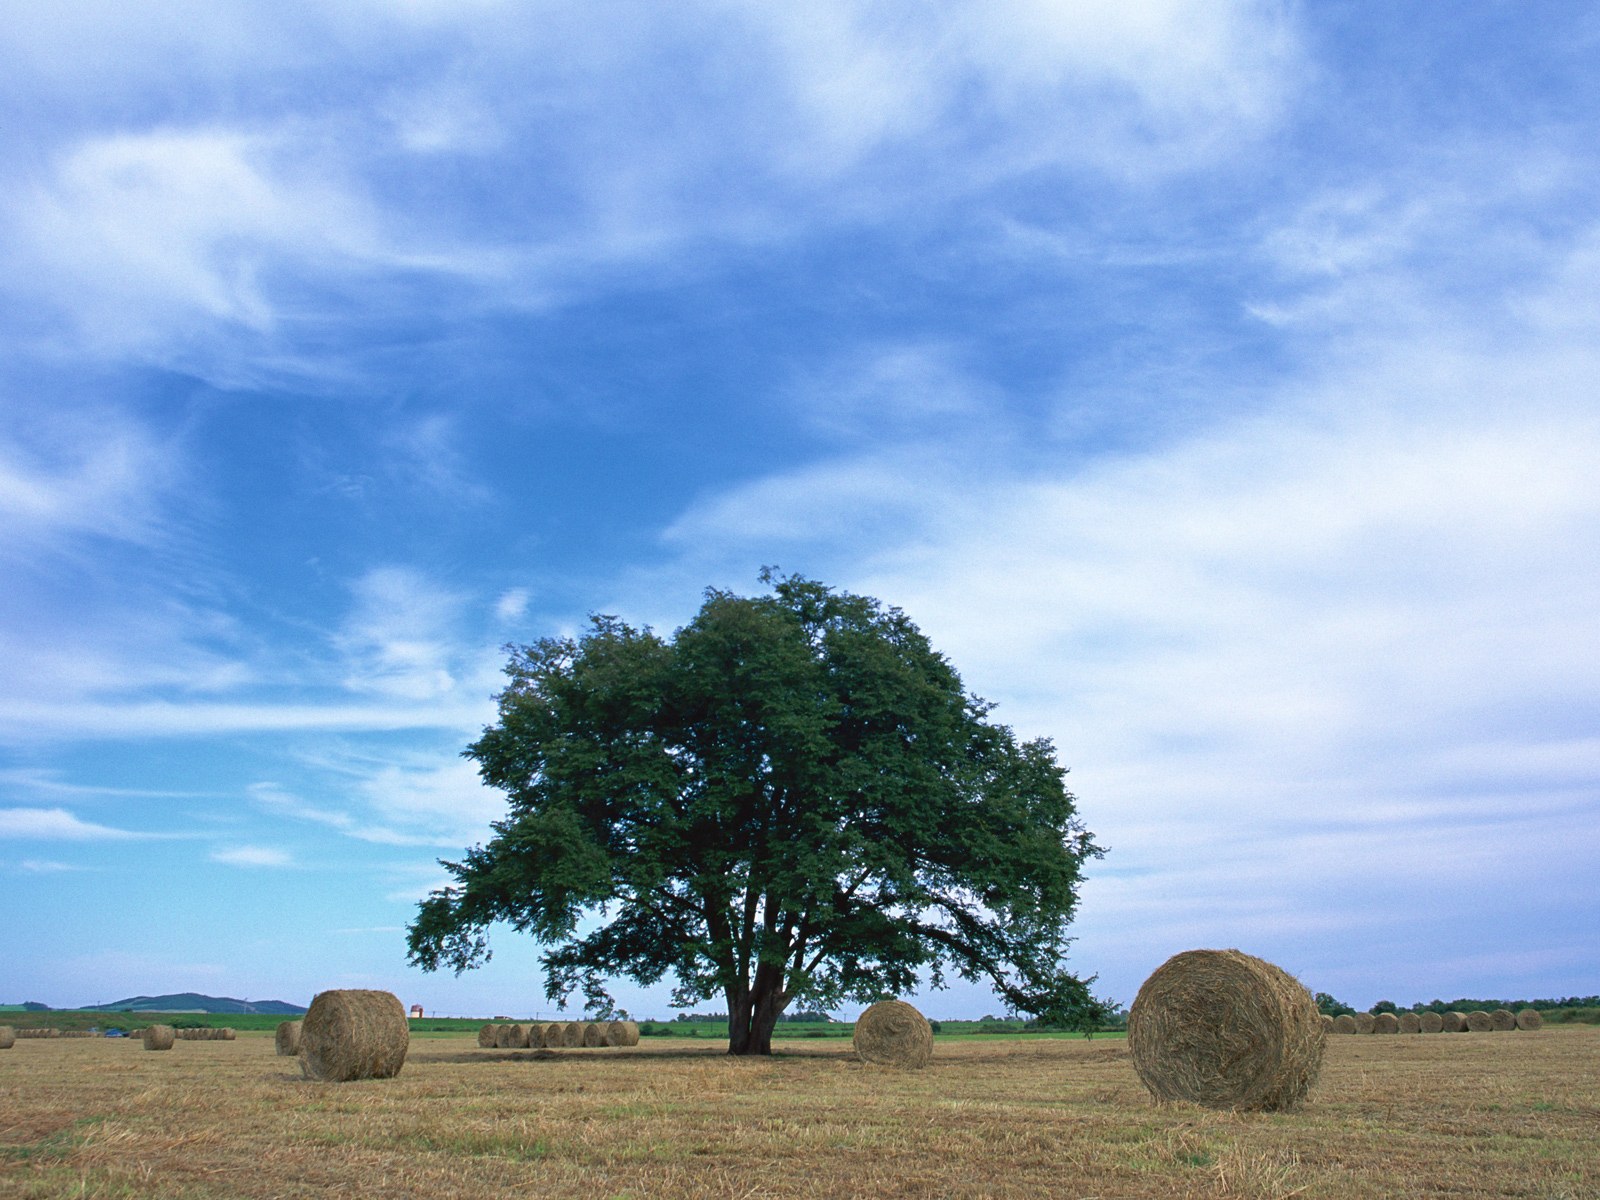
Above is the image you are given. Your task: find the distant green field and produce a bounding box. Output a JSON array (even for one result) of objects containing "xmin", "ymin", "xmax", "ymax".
[{"xmin": 1, "ymin": 1011, "xmax": 1129, "ymax": 1039}]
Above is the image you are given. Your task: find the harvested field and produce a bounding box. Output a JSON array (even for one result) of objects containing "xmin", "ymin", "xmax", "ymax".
[{"xmin": 0, "ymin": 1027, "xmax": 1594, "ymax": 1198}]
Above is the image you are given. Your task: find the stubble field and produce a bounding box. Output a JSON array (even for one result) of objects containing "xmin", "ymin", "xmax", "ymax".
[{"xmin": 1, "ymin": 1028, "xmax": 1595, "ymax": 1199}]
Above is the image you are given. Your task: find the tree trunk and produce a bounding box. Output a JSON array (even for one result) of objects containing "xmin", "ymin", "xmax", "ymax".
[{"xmin": 726, "ymin": 962, "xmax": 787, "ymax": 1055}]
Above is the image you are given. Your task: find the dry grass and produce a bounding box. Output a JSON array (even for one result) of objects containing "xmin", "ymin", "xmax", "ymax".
[{"xmin": 1, "ymin": 1027, "xmax": 1596, "ymax": 1198}]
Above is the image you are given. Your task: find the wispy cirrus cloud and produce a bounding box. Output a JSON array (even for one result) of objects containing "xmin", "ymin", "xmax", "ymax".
[
  {"xmin": 210, "ymin": 845, "xmax": 294, "ymax": 868},
  {"xmin": 0, "ymin": 807, "xmax": 144, "ymax": 840}
]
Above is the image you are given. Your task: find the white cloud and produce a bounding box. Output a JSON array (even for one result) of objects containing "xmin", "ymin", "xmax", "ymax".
[
  {"xmin": 336, "ymin": 566, "xmax": 469, "ymax": 702},
  {"xmin": 494, "ymin": 589, "xmax": 531, "ymax": 623},
  {"xmin": 354, "ymin": 755, "xmax": 505, "ymax": 847},
  {"xmin": 0, "ymin": 807, "xmax": 141, "ymax": 840},
  {"xmin": 18, "ymin": 858, "xmax": 85, "ymax": 873},
  {"xmin": 210, "ymin": 845, "xmax": 293, "ymax": 868}
]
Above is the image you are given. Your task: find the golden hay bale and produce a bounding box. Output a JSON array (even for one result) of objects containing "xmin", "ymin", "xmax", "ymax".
[
  {"xmin": 1127, "ymin": 949, "xmax": 1324, "ymax": 1112},
  {"xmin": 220, "ymin": 1028, "xmax": 236, "ymax": 1041},
  {"xmin": 853, "ymin": 999, "xmax": 934, "ymax": 1069},
  {"xmin": 1332, "ymin": 1014, "xmax": 1357, "ymax": 1035},
  {"xmin": 493, "ymin": 1023, "xmax": 515, "ymax": 1049},
  {"xmin": 299, "ymin": 989, "xmax": 409, "ymax": 1082},
  {"xmin": 507, "ymin": 1023, "xmax": 531, "ymax": 1049},
  {"xmin": 1441, "ymin": 1011, "xmax": 1468, "ymax": 1032},
  {"xmin": 1319, "ymin": 1014, "xmax": 1335, "ymax": 1032},
  {"xmin": 1465, "ymin": 1011, "xmax": 1493, "ymax": 1032},
  {"xmin": 1489, "ymin": 1009, "xmax": 1516, "ymax": 1032},
  {"xmin": 582, "ymin": 1022, "xmax": 606, "ymax": 1047},
  {"xmin": 533, "ymin": 1023, "xmax": 559, "ymax": 1048},
  {"xmin": 604, "ymin": 1020, "xmax": 640, "ymax": 1047},
  {"xmin": 1353, "ymin": 1011, "xmax": 1376, "ymax": 1034},
  {"xmin": 476, "ymin": 1023, "xmax": 496, "ymax": 1048},
  {"xmin": 1397, "ymin": 1012, "xmax": 1422, "ymax": 1034},
  {"xmin": 275, "ymin": 1021, "xmax": 303, "ymax": 1056},
  {"xmin": 1420, "ymin": 1011, "xmax": 1444, "ymax": 1034},
  {"xmin": 0, "ymin": 1026, "xmax": 14, "ymax": 1050},
  {"xmin": 143, "ymin": 1025, "xmax": 175, "ymax": 1051},
  {"xmin": 1372, "ymin": 1012, "xmax": 1400, "ymax": 1034},
  {"xmin": 1515, "ymin": 1008, "xmax": 1543, "ymax": 1031},
  {"xmin": 561, "ymin": 1022, "xmax": 584, "ymax": 1048}
]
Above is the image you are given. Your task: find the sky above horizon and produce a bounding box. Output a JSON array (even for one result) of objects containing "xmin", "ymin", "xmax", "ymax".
[{"xmin": 3, "ymin": 1, "xmax": 1597, "ymax": 1020}]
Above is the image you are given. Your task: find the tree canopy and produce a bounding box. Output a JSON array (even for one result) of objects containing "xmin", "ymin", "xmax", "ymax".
[{"xmin": 407, "ymin": 572, "xmax": 1103, "ymax": 1054}]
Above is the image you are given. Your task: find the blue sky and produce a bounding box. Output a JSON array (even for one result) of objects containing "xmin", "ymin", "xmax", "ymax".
[{"xmin": 3, "ymin": 1, "xmax": 1597, "ymax": 1020}]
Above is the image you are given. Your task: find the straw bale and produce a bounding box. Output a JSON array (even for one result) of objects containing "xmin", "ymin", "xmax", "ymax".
[
  {"xmin": 299, "ymin": 989, "xmax": 409, "ymax": 1082},
  {"xmin": 143, "ymin": 1025, "xmax": 175, "ymax": 1051},
  {"xmin": 476, "ymin": 1023, "xmax": 495, "ymax": 1048},
  {"xmin": 1332, "ymin": 1014, "xmax": 1357, "ymax": 1035},
  {"xmin": 0, "ymin": 1027, "xmax": 14, "ymax": 1049},
  {"xmin": 582, "ymin": 1022, "xmax": 606, "ymax": 1047},
  {"xmin": 1420, "ymin": 1011, "xmax": 1443, "ymax": 1033},
  {"xmin": 1319, "ymin": 1014, "xmax": 1335, "ymax": 1032},
  {"xmin": 604, "ymin": 1020, "xmax": 640, "ymax": 1047},
  {"xmin": 1353, "ymin": 1012, "xmax": 1376, "ymax": 1034},
  {"xmin": 1127, "ymin": 948, "xmax": 1324, "ymax": 1112},
  {"xmin": 853, "ymin": 999, "xmax": 934, "ymax": 1069},
  {"xmin": 1515, "ymin": 1008, "xmax": 1543, "ymax": 1031},
  {"xmin": 534, "ymin": 1023, "xmax": 560, "ymax": 1048},
  {"xmin": 221, "ymin": 1028, "xmax": 236, "ymax": 1040},
  {"xmin": 494, "ymin": 1023, "xmax": 516, "ymax": 1049},
  {"xmin": 506, "ymin": 1023, "xmax": 531, "ymax": 1049},
  {"xmin": 561, "ymin": 1022, "xmax": 584, "ymax": 1047},
  {"xmin": 1489, "ymin": 1009, "xmax": 1516, "ymax": 1032},
  {"xmin": 1441, "ymin": 1011, "xmax": 1467, "ymax": 1032},
  {"xmin": 275, "ymin": 1021, "xmax": 303, "ymax": 1056},
  {"xmin": 1397, "ymin": 1012, "xmax": 1422, "ymax": 1034},
  {"xmin": 1465, "ymin": 1010, "xmax": 1493, "ymax": 1032},
  {"xmin": 1372, "ymin": 1012, "xmax": 1400, "ymax": 1034}
]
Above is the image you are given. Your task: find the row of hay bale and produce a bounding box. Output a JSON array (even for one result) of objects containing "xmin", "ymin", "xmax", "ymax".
[
  {"xmin": 1321, "ymin": 1008, "xmax": 1542, "ymax": 1034},
  {"xmin": 476, "ymin": 1019, "xmax": 642, "ymax": 1049},
  {"xmin": 12, "ymin": 1028, "xmax": 64, "ymax": 1039},
  {"xmin": 175, "ymin": 1027, "xmax": 238, "ymax": 1040}
]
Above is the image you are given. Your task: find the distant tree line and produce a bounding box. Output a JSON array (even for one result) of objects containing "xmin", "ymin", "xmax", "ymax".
[{"xmin": 1316, "ymin": 992, "xmax": 1600, "ymax": 1017}]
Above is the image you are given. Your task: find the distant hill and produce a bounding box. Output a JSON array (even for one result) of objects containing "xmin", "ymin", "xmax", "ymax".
[{"xmin": 82, "ymin": 993, "xmax": 307, "ymax": 1015}]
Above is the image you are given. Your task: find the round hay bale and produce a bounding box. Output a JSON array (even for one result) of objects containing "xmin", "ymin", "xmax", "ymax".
[
  {"xmin": 1373, "ymin": 1012, "xmax": 1400, "ymax": 1034},
  {"xmin": 506, "ymin": 1023, "xmax": 530, "ymax": 1049},
  {"xmin": 1397, "ymin": 1012, "xmax": 1422, "ymax": 1034},
  {"xmin": 604, "ymin": 1020, "xmax": 640, "ymax": 1047},
  {"xmin": 220, "ymin": 1028, "xmax": 236, "ymax": 1041},
  {"xmin": 853, "ymin": 999, "xmax": 934, "ymax": 1069},
  {"xmin": 1489, "ymin": 1009, "xmax": 1516, "ymax": 1032},
  {"xmin": 1420, "ymin": 1011, "xmax": 1443, "ymax": 1034},
  {"xmin": 1441, "ymin": 1011, "xmax": 1467, "ymax": 1032},
  {"xmin": 299, "ymin": 989, "xmax": 409, "ymax": 1082},
  {"xmin": 143, "ymin": 1025, "xmax": 175, "ymax": 1051},
  {"xmin": 1127, "ymin": 949, "xmax": 1324, "ymax": 1112},
  {"xmin": 476, "ymin": 1023, "xmax": 496, "ymax": 1048},
  {"xmin": 494, "ymin": 1023, "xmax": 516, "ymax": 1049},
  {"xmin": 1332, "ymin": 1014, "xmax": 1357, "ymax": 1035},
  {"xmin": 1515, "ymin": 1008, "xmax": 1543, "ymax": 1031},
  {"xmin": 561, "ymin": 1022, "xmax": 584, "ymax": 1048},
  {"xmin": 1319, "ymin": 1014, "xmax": 1335, "ymax": 1032},
  {"xmin": 0, "ymin": 1026, "xmax": 14, "ymax": 1050},
  {"xmin": 1465, "ymin": 1010, "xmax": 1493, "ymax": 1032},
  {"xmin": 275, "ymin": 1020, "xmax": 303, "ymax": 1056},
  {"xmin": 536, "ymin": 1022, "xmax": 561, "ymax": 1048},
  {"xmin": 582, "ymin": 1022, "xmax": 606, "ymax": 1047},
  {"xmin": 1353, "ymin": 1012, "xmax": 1376, "ymax": 1034}
]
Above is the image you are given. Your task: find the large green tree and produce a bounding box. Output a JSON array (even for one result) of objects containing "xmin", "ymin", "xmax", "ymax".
[{"xmin": 407, "ymin": 573, "xmax": 1102, "ymax": 1055}]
